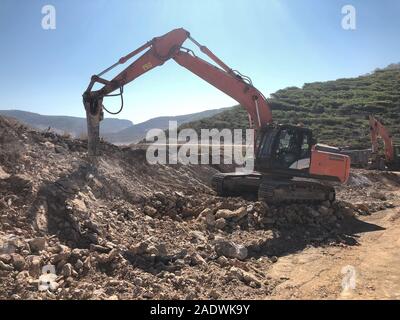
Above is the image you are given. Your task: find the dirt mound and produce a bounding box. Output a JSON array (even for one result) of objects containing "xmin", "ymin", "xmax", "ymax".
[
  {"xmin": 1, "ymin": 115, "xmax": 398, "ymax": 300},
  {"xmin": 337, "ymin": 169, "xmax": 399, "ymax": 212}
]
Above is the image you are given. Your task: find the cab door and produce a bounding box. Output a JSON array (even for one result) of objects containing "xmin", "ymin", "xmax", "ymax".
[{"xmin": 270, "ymin": 127, "xmax": 312, "ymax": 169}]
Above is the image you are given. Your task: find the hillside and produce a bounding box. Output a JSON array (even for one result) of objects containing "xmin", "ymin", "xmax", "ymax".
[
  {"xmin": 104, "ymin": 107, "xmax": 230, "ymax": 144},
  {"xmin": 0, "ymin": 110, "xmax": 133, "ymax": 138},
  {"xmin": 179, "ymin": 64, "xmax": 400, "ymax": 149}
]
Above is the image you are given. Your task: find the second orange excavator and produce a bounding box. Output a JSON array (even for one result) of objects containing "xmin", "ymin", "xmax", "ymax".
[
  {"xmin": 83, "ymin": 28, "xmax": 350, "ymax": 203},
  {"xmin": 369, "ymin": 115, "xmax": 400, "ymax": 170}
]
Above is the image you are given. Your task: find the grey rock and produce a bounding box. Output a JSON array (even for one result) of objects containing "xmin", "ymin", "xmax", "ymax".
[
  {"xmin": 0, "ymin": 260, "xmax": 14, "ymax": 271},
  {"xmin": 318, "ymin": 206, "xmax": 330, "ymax": 216},
  {"xmin": 90, "ymin": 244, "xmax": 111, "ymax": 253},
  {"xmin": 214, "ymin": 240, "xmax": 248, "ymax": 260},
  {"xmin": 270, "ymin": 256, "xmax": 278, "ymax": 263},
  {"xmin": 11, "ymin": 253, "xmax": 25, "ymax": 271},
  {"xmin": 28, "ymin": 237, "xmax": 47, "ymax": 253},
  {"xmin": 26, "ymin": 256, "xmax": 41, "ymax": 277},
  {"xmin": 75, "ymin": 259, "xmax": 84, "ymax": 270},
  {"xmin": 205, "ymin": 212, "xmax": 216, "ymax": 227},
  {"xmin": 0, "ymin": 254, "xmax": 12, "ymax": 264},
  {"xmin": 189, "ymin": 231, "xmax": 206, "ymax": 242},
  {"xmin": 129, "ymin": 241, "xmax": 148, "ymax": 255},
  {"xmin": 144, "ymin": 205, "xmax": 157, "ymax": 217},
  {"xmin": 62, "ymin": 263, "xmax": 73, "ymax": 277},
  {"xmin": 215, "ymin": 218, "xmax": 226, "ymax": 229}
]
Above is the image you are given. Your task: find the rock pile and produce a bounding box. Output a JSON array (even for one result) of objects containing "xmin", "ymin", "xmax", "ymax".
[{"xmin": 0, "ymin": 115, "xmax": 398, "ymax": 300}]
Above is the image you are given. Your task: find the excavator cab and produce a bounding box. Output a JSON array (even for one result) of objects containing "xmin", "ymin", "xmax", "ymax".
[
  {"xmin": 255, "ymin": 125, "xmax": 315, "ymax": 173},
  {"xmin": 254, "ymin": 124, "xmax": 350, "ymax": 184}
]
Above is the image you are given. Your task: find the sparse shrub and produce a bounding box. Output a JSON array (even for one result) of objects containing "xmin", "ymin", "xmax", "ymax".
[{"xmin": 178, "ymin": 65, "xmax": 400, "ymax": 149}]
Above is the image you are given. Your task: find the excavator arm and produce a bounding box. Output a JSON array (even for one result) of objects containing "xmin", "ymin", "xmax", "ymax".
[
  {"xmin": 369, "ymin": 115, "xmax": 394, "ymax": 162},
  {"xmin": 83, "ymin": 28, "xmax": 272, "ymax": 156}
]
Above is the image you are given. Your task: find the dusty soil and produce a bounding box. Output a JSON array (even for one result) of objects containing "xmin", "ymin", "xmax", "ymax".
[
  {"xmin": 0, "ymin": 115, "xmax": 399, "ymax": 300},
  {"xmin": 269, "ymin": 195, "xmax": 400, "ymax": 299}
]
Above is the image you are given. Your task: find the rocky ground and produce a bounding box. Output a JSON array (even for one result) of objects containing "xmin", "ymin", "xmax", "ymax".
[{"xmin": 1, "ymin": 115, "xmax": 399, "ymax": 300}]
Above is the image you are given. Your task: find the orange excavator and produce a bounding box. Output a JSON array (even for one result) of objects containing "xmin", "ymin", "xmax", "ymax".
[
  {"xmin": 83, "ymin": 28, "xmax": 350, "ymax": 203},
  {"xmin": 369, "ymin": 115, "xmax": 400, "ymax": 170}
]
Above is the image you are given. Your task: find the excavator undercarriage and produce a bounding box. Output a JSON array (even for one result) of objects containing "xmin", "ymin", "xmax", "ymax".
[
  {"xmin": 212, "ymin": 172, "xmax": 335, "ymax": 204},
  {"xmin": 210, "ymin": 123, "xmax": 345, "ymax": 203}
]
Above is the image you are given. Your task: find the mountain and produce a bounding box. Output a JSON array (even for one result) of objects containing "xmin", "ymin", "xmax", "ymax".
[
  {"xmin": 0, "ymin": 110, "xmax": 133, "ymax": 138},
  {"xmin": 179, "ymin": 64, "xmax": 400, "ymax": 149},
  {"xmin": 0, "ymin": 107, "xmax": 230, "ymax": 145},
  {"xmin": 103, "ymin": 107, "xmax": 230, "ymax": 144}
]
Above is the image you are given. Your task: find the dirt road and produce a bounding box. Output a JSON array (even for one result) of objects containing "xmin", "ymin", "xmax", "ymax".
[{"xmin": 269, "ymin": 192, "xmax": 400, "ymax": 299}]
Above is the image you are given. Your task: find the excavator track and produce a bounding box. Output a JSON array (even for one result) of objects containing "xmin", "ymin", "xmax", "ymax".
[
  {"xmin": 211, "ymin": 172, "xmax": 227, "ymax": 196},
  {"xmin": 211, "ymin": 172, "xmax": 335, "ymax": 204},
  {"xmin": 211, "ymin": 172, "xmax": 262, "ymax": 197},
  {"xmin": 257, "ymin": 178, "xmax": 335, "ymax": 204}
]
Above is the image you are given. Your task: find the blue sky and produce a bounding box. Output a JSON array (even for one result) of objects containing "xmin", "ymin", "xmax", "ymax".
[{"xmin": 0, "ymin": 0, "xmax": 399, "ymax": 123}]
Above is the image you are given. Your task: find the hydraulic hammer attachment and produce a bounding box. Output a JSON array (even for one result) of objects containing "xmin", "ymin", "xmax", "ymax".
[{"xmin": 83, "ymin": 96, "xmax": 103, "ymax": 158}]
